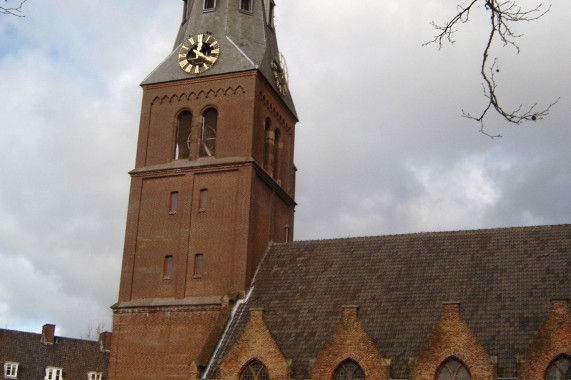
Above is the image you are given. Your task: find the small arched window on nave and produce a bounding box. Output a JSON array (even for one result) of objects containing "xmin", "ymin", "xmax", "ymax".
[
  {"xmin": 175, "ymin": 111, "xmax": 192, "ymax": 160},
  {"xmin": 239, "ymin": 361, "xmax": 269, "ymax": 380},
  {"xmin": 333, "ymin": 360, "xmax": 365, "ymax": 380},
  {"xmin": 200, "ymin": 108, "xmax": 218, "ymax": 157},
  {"xmin": 546, "ymin": 356, "xmax": 571, "ymax": 380},
  {"xmin": 436, "ymin": 358, "xmax": 470, "ymax": 380}
]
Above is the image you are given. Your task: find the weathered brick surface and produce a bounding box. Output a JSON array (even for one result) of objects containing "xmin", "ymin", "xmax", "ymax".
[
  {"xmin": 311, "ymin": 306, "xmax": 390, "ymax": 380},
  {"xmin": 411, "ymin": 302, "xmax": 496, "ymax": 380},
  {"xmin": 119, "ymin": 72, "xmax": 297, "ymax": 305},
  {"xmin": 519, "ymin": 298, "xmax": 571, "ymax": 379},
  {"xmin": 108, "ymin": 306, "xmax": 220, "ymax": 379},
  {"xmin": 217, "ymin": 308, "xmax": 290, "ymax": 380}
]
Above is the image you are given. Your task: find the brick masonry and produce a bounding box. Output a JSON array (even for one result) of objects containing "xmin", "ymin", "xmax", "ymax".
[
  {"xmin": 207, "ymin": 296, "xmax": 571, "ymax": 379},
  {"xmin": 311, "ymin": 306, "xmax": 390, "ymax": 380},
  {"xmin": 411, "ymin": 302, "xmax": 496, "ymax": 380},
  {"xmin": 519, "ymin": 298, "xmax": 571, "ymax": 379},
  {"xmin": 109, "ymin": 305, "xmax": 221, "ymax": 379},
  {"xmin": 110, "ymin": 70, "xmax": 298, "ymax": 379},
  {"xmin": 217, "ymin": 308, "xmax": 291, "ymax": 380}
]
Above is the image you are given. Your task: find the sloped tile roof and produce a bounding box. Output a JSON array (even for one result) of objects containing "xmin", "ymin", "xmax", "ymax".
[
  {"xmin": 207, "ymin": 224, "xmax": 571, "ymax": 379},
  {"xmin": 0, "ymin": 329, "xmax": 108, "ymax": 379}
]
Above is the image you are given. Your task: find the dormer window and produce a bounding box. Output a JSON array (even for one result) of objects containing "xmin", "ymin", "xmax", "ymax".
[
  {"xmin": 264, "ymin": 0, "xmax": 275, "ymax": 27},
  {"xmin": 203, "ymin": 0, "xmax": 216, "ymax": 11},
  {"xmin": 182, "ymin": 0, "xmax": 189, "ymax": 23},
  {"xmin": 4, "ymin": 362, "xmax": 19, "ymax": 378},
  {"xmin": 87, "ymin": 371, "xmax": 103, "ymax": 380},
  {"xmin": 45, "ymin": 367, "xmax": 63, "ymax": 380},
  {"xmin": 240, "ymin": 0, "xmax": 253, "ymax": 13}
]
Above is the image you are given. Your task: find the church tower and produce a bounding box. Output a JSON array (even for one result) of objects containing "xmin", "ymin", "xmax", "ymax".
[{"xmin": 109, "ymin": 1, "xmax": 297, "ymax": 378}]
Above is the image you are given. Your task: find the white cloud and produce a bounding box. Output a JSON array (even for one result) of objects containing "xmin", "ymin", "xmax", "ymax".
[{"xmin": 1, "ymin": 0, "xmax": 569, "ymax": 338}]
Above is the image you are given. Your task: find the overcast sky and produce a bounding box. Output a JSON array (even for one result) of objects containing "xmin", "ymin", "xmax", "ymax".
[{"xmin": 1, "ymin": 0, "xmax": 569, "ymax": 339}]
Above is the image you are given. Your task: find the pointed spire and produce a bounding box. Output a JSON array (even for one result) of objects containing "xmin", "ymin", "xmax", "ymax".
[{"xmin": 143, "ymin": 0, "xmax": 296, "ymax": 117}]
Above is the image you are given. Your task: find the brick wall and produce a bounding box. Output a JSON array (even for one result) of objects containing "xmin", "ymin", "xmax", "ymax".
[
  {"xmin": 411, "ymin": 302, "xmax": 496, "ymax": 380},
  {"xmin": 217, "ymin": 308, "xmax": 290, "ymax": 380},
  {"xmin": 519, "ymin": 298, "xmax": 571, "ymax": 379},
  {"xmin": 311, "ymin": 306, "xmax": 390, "ymax": 380},
  {"xmin": 108, "ymin": 305, "xmax": 221, "ymax": 379}
]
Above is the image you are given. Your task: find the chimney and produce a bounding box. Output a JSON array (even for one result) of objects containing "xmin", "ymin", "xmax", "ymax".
[
  {"xmin": 341, "ymin": 305, "xmax": 360, "ymax": 322},
  {"xmin": 249, "ymin": 307, "xmax": 265, "ymax": 322},
  {"xmin": 42, "ymin": 324, "xmax": 56, "ymax": 345},
  {"xmin": 99, "ymin": 332, "xmax": 112, "ymax": 352},
  {"xmin": 550, "ymin": 297, "xmax": 570, "ymax": 315},
  {"xmin": 442, "ymin": 301, "xmax": 461, "ymax": 321}
]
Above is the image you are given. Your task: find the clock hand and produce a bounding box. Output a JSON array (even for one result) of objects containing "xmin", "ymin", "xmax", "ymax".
[{"xmin": 192, "ymin": 49, "xmax": 216, "ymax": 63}]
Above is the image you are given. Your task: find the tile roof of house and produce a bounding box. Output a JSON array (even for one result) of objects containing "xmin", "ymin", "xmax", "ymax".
[
  {"xmin": 206, "ymin": 224, "xmax": 571, "ymax": 379},
  {"xmin": 0, "ymin": 328, "xmax": 109, "ymax": 379}
]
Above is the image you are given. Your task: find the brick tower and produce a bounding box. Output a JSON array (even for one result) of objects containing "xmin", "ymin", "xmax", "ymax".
[{"xmin": 108, "ymin": 1, "xmax": 297, "ymax": 378}]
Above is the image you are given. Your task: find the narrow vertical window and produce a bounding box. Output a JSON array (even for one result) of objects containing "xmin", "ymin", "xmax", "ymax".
[
  {"xmin": 199, "ymin": 189, "xmax": 208, "ymax": 210},
  {"xmin": 264, "ymin": 0, "xmax": 275, "ymax": 27},
  {"xmin": 204, "ymin": 0, "xmax": 216, "ymax": 11},
  {"xmin": 182, "ymin": 0, "xmax": 189, "ymax": 22},
  {"xmin": 273, "ymin": 128, "xmax": 281, "ymax": 180},
  {"xmin": 263, "ymin": 119, "xmax": 274, "ymax": 174},
  {"xmin": 194, "ymin": 254, "xmax": 204, "ymax": 276},
  {"xmin": 240, "ymin": 0, "xmax": 253, "ymax": 12},
  {"xmin": 169, "ymin": 192, "xmax": 179, "ymax": 214},
  {"xmin": 200, "ymin": 108, "xmax": 218, "ymax": 157},
  {"xmin": 175, "ymin": 111, "xmax": 192, "ymax": 160},
  {"xmin": 163, "ymin": 256, "xmax": 173, "ymax": 279},
  {"xmin": 284, "ymin": 223, "xmax": 290, "ymax": 243}
]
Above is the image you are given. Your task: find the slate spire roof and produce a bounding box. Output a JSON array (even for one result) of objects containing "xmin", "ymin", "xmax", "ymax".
[
  {"xmin": 142, "ymin": 0, "xmax": 297, "ymax": 118},
  {"xmin": 205, "ymin": 224, "xmax": 571, "ymax": 379}
]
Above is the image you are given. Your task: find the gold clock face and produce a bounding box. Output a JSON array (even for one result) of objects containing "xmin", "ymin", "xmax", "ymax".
[
  {"xmin": 271, "ymin": 53, "xmax": 289, "ymax": 95},
  {"xmin": 178, "ymin": 33, "xmax": 220, "ymax": 74}
]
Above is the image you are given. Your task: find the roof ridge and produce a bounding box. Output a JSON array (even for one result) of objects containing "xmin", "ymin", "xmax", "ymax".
[
  {"xmin": 281, "ymin": 224, "xmax": 570, "ymax": 245},
  {"xmin": 1, "ymin": 327, "xmax": 101, "ymax": 344}
]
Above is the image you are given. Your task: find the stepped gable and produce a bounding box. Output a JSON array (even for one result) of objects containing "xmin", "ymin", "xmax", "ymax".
[{"xmin": 207, "ymin": 224, "xmax": 571, "ymax": 379}]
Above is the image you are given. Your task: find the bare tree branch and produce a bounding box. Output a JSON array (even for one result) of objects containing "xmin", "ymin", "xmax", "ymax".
[
  {"xmin": 1, "ymin": 0, "xmax": 27, "ymax": 17},
  {"xmin": 425, "ymin": 0, "xmax": 559, "ymax": 138}
]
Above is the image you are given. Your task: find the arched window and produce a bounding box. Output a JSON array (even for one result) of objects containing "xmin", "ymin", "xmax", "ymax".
[
  {"xmin": 436, "ymin": 358, "xmax": 470, "ymax": 380},
  {"xmin": 333, "ymin": 360, "xmax": 365, "ymax": 380},
  {"xmin": 200, "ymin": 108, "xmax": 217, "ymax": 157},
  {"xmin": 263, "ymin": 119, "xmax": 274, "ymax": 173},
  {"xmin": 546, "ymin": 356, "xmax": 571, "ymax": 380},
  {"xmin": 273, "ymin": 128, "xmax": 280, "ymax": 179},
  {"xmin": 239, "ymin": 361, "xmax": 269, "ymax": 380},
  {"xmin": 175, "ymin": 111, "xmax": 192, "ymax": 160}
]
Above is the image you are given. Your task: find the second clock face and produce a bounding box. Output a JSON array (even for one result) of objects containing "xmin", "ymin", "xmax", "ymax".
[
  {"xmin": 178, "ymin": 33, "xmax": 220, "ymax": 74},
  {"xmin": 271, "ymin": 53, "xmax": 289, "ymax": 95}
]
